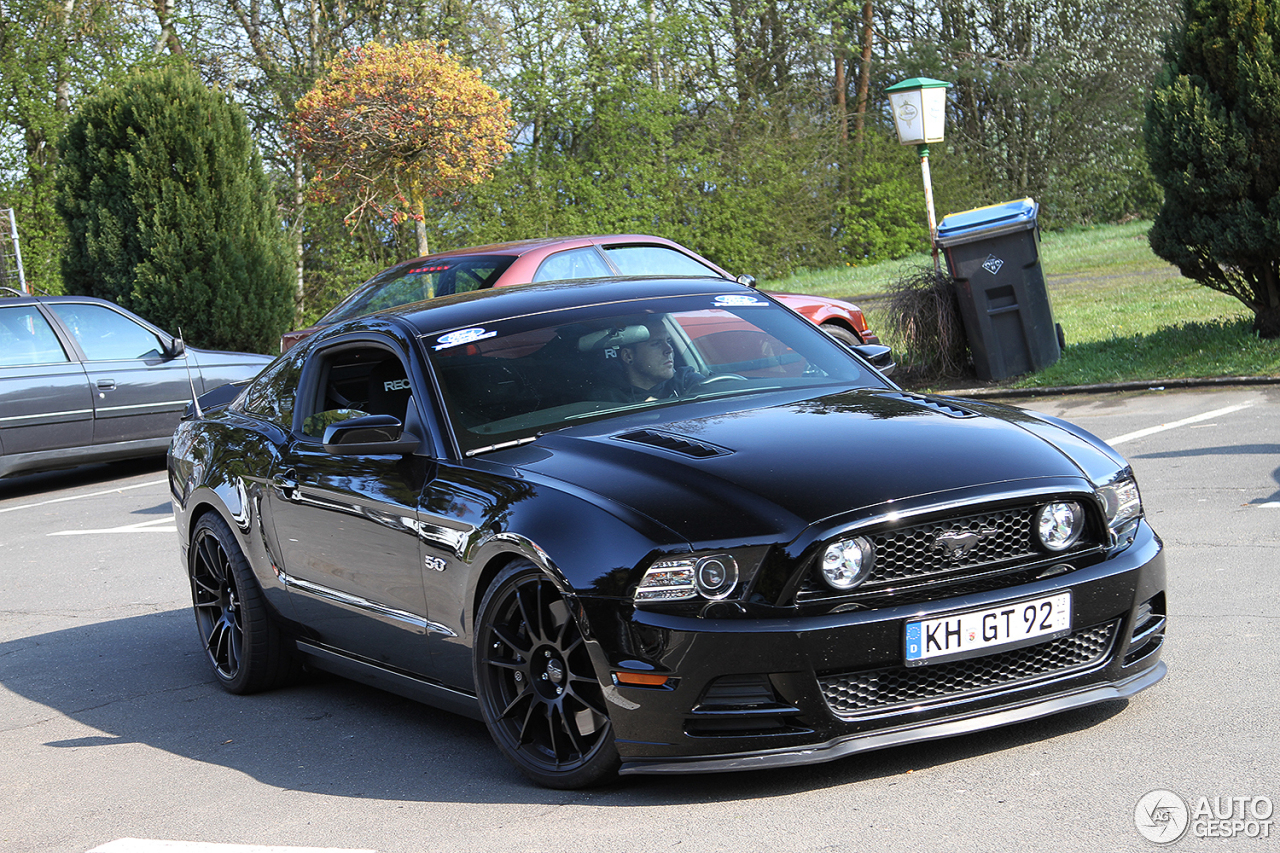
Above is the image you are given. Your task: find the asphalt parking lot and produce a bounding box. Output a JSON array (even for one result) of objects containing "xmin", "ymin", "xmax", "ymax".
[{"xmin": 1, "ymin": 384, "xmax": 1277, "ymax": 853}]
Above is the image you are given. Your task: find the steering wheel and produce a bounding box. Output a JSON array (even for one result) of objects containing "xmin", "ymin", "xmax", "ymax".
[{"xmin": 700, "ymin": 373, "xmax": 748, "ymax": 384}]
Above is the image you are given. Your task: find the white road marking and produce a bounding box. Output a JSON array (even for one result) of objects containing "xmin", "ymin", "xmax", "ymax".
[
  {"xmin": 0, "ymin": 478, "xmax": 169, "ymax": 514},
  {"xmin": 89, "ymin": 842, "xmax": 377, "ymax": 853},
  {"xmin": 48, "ymin": 516, "xmax": 176, "ymax": 536},
  {"xmin": 1104, "ymin": 402, "xmax": 1254, "ymax": 446}
]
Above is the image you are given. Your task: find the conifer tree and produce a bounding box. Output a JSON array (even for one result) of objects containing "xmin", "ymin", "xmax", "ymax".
[
  {"xmin": 1144, "ymin": 0, "xmax": 1280, "ymax": 338},
  {"xmin": 56, "ymin": 63, "xmax": 293, "ymax": 353}
]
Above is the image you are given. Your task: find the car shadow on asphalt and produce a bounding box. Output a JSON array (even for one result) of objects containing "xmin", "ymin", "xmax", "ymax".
[
  {"xmin": 2, "ymin": 608, "xmax": 1130, "ymax": 806},
  {"xmin": 0, "ymin": 456, "xmax": 168, "ymax": 500}
]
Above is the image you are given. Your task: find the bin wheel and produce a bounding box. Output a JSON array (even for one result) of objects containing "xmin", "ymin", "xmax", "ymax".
[{"xmin": 1056, "ymin": 323, "xmax": 1066, "ymax": 350}]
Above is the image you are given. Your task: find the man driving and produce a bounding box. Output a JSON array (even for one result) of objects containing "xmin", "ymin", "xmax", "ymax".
[{"xmin": 602, "ymin": 318, "xmax": 705, "ymax": 402}]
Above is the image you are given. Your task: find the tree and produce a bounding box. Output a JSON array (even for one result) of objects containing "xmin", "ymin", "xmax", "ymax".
[
  {"xmin": 56, "ymin": 63, "xmax": 294, "ymax": 353},
  {"xmin": 0, "ymin": 0, "xmax": 145, "ymax": 291},
  {"xmin": 289, "ymin": 40, "xmax": 514, "ymax": 256},
  {"xmin": 1145, "ymin": 0, "xmax": 1280, "ymax": 338}
]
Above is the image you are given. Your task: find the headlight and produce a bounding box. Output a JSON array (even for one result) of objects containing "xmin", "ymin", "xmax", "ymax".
[
  {"xmin": 820, "ymin": 536, "xmax": 875, "ymax": 590},
  {"xmin": 1097, "ymin": 476, "xmax": 1143, "ymax": 540},
  {"xmin": 636, "ymin": 555, "xmax": 739, "ymax": 602},
  {"xmin": 1036, "ymin": 501, "xmax": 1084, "ymax": 552}
]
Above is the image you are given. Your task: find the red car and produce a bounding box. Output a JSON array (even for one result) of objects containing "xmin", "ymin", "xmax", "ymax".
[{"xmin": 281, "ymin": 235, "xmax": 885, "ymax": 359}]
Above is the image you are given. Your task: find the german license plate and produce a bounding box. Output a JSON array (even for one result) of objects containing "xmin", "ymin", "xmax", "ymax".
[{"xmin": 905, "ymin": 592, "xmax": 1072, "ymax": 666}]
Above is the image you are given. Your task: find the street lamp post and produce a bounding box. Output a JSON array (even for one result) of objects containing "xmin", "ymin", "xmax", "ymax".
[{"xmin": 885, "ymin": 77, "xmax": 951, "ymax": 271}]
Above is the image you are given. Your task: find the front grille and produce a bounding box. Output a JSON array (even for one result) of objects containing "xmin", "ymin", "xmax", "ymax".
[
  {"xmin": 819, "ymin": 620, "xmax": 1118, "ymax": 716},
  {"xmin": 798, "ymin": 504, "xmax": 1100, "ymax": 604}
]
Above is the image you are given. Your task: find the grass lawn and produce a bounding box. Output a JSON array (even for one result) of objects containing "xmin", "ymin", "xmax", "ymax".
[{"xmin": 762, "ymin": 220, "xmax": 1280, "ymax": 389}]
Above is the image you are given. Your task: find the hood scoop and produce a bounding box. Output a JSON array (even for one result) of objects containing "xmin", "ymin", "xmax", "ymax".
[
  {"xmin": 878, "ymin": 391, "xmax": 979, "ymax": 419},
  {"xmin": 614, "ymin": 429, "xmax": 733, "ymax": 459}
]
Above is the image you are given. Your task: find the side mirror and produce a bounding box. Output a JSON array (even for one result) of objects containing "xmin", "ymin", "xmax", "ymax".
[
  {"xmin": 166, "ymin": 337, "xmax": 187, "ymax": 359},
  {"xmin": 323, "ymin": 414, "xmax": 419, "ymax": 455},
  {"xmin": 852, "ymin": 344, "xmax": 897, "ymax": 377},
  {"xmin": 736, "ymin": 274, "xmax": 758, "ymax": 289}
]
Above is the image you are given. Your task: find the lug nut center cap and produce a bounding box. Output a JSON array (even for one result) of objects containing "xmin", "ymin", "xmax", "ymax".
[{"xmin": 545, "ymin": 658, "xmax": 565, "ymax": 685}]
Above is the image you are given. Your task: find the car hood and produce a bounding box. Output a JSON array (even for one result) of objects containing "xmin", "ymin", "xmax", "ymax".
[{"xmin": 507, "ymin": 389, "xmax": 1118, "ymax": 545}]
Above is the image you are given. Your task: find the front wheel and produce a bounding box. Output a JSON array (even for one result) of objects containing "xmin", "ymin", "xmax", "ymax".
[
  {"xmin": 821, "ymin": 324, "xmax": 862, "ymax": 348},
  {"xmin": 473, "ymin": 561, "xmax": 619, "ymax": 788},
  {"xmin": 188, "ymin": 512, "xmax": 297, "ymax": 694}
]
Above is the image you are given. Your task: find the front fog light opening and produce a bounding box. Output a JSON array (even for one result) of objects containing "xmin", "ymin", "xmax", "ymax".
[
  {"xmin": 820, "ymin": 536, "xmax": 874, "ymax": 591},
  {"xmin": 1036, "ymin": 501, "xmax": 1084, "ymax": 552}
]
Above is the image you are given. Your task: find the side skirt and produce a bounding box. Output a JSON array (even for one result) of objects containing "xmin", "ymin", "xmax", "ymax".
[{"xmin": 295, "ymin": 640, "xmax": 483, "ymax": 721}]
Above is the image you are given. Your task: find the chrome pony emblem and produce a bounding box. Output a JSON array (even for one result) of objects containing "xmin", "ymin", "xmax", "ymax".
[{"xmin": 935, "ymin": 528, "xmax": 996, "ymax": 560}]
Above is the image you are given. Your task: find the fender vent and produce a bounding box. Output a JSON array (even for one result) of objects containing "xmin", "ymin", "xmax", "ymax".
[{"xmin": 614, "ymin": 429, "xmax": 732, "ymax": 458}]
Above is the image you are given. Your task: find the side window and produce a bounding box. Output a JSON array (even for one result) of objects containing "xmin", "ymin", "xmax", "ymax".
[
  {"xmin": 47, "ymin": 303, "xmax": 165, "ymax": 360},
  {"xmin": 532, "ymin": 248, "xmax": 612, "ymax": 282},
  {"xmin": 604, "ymin": 245, "xmax": 720, "ymax": 277},
  {"xmin": 298, "ymin": 345, "xmax": 412, "ymax": 439},
  {"xmin": 0, "ymin": 306, "xmax": 70, "ymax": 366},
  {"xmin": 239, "ymin": 349, "xmax": 305, "ymax": 428}
]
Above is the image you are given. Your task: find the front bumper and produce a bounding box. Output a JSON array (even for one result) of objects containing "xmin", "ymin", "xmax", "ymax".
[{"xmin": 587, "ymin": 523, "xmax": 1166, "ymax": 775}]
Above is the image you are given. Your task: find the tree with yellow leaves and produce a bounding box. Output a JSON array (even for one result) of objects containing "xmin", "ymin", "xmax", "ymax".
[{"xmin": 290, "ymin": 40, "xmax": 513, "ymax": 256}]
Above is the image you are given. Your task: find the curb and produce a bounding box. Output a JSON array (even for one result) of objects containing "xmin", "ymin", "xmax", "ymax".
[{"xmin": 942, "ymin": 374, "xmax": 1280, "ymax": 400}]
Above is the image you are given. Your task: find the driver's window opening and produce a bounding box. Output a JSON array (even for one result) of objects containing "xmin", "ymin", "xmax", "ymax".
[{"xmin": 301, "ymin": 347, "xmax": 411, "ymax": 439}]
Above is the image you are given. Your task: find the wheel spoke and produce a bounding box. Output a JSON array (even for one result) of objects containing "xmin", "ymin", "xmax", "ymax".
[
  {"xmin": 514, "ymin": 694, "xmax": 540, "ymax": 746},
  {"xmin": 564, "ymin": 681, "xmax": 609, "ymax": 719},
  {"xmin": 542, "ymin": 704, "xmax": 562, "ymax": 764},
  {"xmin": 515, "ymin": 584, "xmax": 544, "ymax": 644},
  {"xmin": 196, "ymin": 536, "xmax": 225, "ymax": 584},
  {"xmin": 490, "ymin": 622, "xmax": 531, "ymax": 659},
  {"xmin": 497, "ymin": 684, "xmax": 532, "ymax": 723}
]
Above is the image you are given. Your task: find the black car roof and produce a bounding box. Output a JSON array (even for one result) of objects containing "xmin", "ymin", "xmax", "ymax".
[{"xmin": 390, "ymin": 276, "xmax": 759, "ymax": 336}]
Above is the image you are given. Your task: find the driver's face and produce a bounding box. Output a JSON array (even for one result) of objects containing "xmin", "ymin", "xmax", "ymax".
[{"xmin": 623, "ymin": 328, "xmax": 675, "ymax": 389}]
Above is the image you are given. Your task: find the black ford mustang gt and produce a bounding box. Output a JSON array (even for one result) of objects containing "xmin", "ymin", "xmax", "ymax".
[{"xmin": 168, "ymin": 277, "xmax": 1166, "ymax": 788}]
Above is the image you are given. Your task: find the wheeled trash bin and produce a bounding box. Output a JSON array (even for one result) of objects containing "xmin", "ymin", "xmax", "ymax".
[{"xmin": 936, "ymin": 198, "xmax": 1062, "ymax": 381}]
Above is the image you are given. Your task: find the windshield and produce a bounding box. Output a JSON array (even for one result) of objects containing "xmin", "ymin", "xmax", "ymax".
[
  {"xmin": 423, "ymin": 292, "xmax": 890, "ymax": 455},
  {"xmin": 322, "ymin": 255, "xmax": 516, "ymax": 324}
]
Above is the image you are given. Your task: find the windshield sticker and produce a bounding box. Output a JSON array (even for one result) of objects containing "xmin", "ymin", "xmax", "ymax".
[
  {"xmin": 434, "ymin": 327, "xmax": 497, "ymax": 350},
  {"xmin": 714, "ymin": 294, "xmax": 768, "ymax": 307}
]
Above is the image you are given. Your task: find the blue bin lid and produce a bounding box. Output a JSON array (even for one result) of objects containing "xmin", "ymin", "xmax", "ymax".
[{"xmin": 936, "ymin": 198, "xmax": 1038, "ymax": 247}]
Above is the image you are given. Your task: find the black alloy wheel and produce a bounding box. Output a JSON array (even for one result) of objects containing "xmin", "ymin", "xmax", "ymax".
[
  {"xmin": 188, "ymin": 512, "xmax": 296, "ymax": 694},
  {"xmin": 474, "ymin": 561, "xmax": 619, "ymax": 788}
]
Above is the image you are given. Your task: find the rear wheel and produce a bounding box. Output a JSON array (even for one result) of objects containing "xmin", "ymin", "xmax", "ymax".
[
  {"xmin": 188, "ymin": 513, "xmax": 296, "ymax": 694},
  {"xmin": 474, "ymin": 561, "xmax": 619, "ymax": 788}
]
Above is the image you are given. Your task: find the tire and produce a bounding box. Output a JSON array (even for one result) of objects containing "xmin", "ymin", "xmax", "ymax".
[
  {"xmin": 473, "ymin": 561, "xmax": 620, "ymax": 788},
  {"xmin": 188, "ymin": 512, "xmax": 297, "ymax": 694},
  {"xmin": 821, "ymin": 324, "xmax": 862, "ymax": 348}
]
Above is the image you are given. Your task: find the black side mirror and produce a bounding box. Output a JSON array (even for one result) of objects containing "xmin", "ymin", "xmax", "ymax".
[
  {"xmin": 166, "ymin": 337, "xmax": 187, "ymax": 359},
  {"xmin": 852, "ymin": 344, "xmax": 897, "ymax": 377},
  {"xmin": 323, "ymin": 414, "xmax": 419, "ymax": 455},
  {"xmin": 736, "ymin": 274, "xmax": 758, "ymax": 289}
]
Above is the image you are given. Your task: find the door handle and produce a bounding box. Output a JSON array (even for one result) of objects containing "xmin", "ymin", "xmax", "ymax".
[
  {"xmin": 96, "ymin": 379, "xmax": 117, "ymax": 391},
  {"xmin": 276, "ymin": 469, "xmax": 300, "ymax": 501}
]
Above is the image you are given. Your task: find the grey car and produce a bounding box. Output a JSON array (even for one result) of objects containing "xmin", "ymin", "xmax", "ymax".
[{"xmin": 0, "ymin": 289, "xmax": 272, "ymax": 478}]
